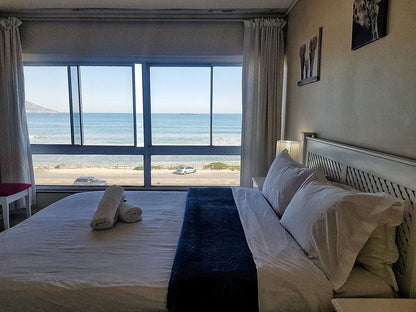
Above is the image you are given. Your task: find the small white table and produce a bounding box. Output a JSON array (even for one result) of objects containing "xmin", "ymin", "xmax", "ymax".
[
  {"xmin": 252, "ymin": 176, "xmax": 266, "ymax": 190},
  {"xmin": 0, "ymin": 183, "xmax": 32, "ymax": 230},
  {"xmin": 332, "ymin": 298, "xmax": 416, "ymax": 312}
]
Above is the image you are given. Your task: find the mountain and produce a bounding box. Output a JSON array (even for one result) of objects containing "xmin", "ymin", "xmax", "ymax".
[{"xmin": 25, "ymin": 101, "xmax": 59, "ymax": 114}]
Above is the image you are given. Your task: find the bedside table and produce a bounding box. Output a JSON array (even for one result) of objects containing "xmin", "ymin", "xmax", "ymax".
[
  {"xmin": 332, "ymin": 298, "xmax": 416, "ymax": 312},
  {"xmin": 252, "ymin": 176, "xmax": 265, "ymax": 190}
]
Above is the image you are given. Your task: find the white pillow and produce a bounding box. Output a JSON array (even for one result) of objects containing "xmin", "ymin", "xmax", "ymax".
[
  {"xmin": 280, "ymin": 174, "xmax": 405, "ymax": 291},
  {"xmin": 356, "ymin": 223, "xmax": 401, "ymax": 291},
  {"xmin": 330, "ymin": 181, "xmax": 403, "ymax": 291},
  {"xmin": 262, "ymin": 149, "xmax": 319, "ymax": 217}
]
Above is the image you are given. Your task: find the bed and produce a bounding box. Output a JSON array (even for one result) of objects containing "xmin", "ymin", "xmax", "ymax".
[{"xmin": 0, "ymin": 135, "xmax": 415, "ymax": 311}]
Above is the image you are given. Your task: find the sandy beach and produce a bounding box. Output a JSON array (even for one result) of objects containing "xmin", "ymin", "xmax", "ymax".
[{"xmin": 34, "ymin": 167, "xmax": 240, "ymax": 186}]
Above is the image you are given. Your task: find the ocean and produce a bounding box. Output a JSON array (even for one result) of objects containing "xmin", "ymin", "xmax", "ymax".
[{"xmin": 27, "ymin": 113, "xmax": 242, "ymax": 167}]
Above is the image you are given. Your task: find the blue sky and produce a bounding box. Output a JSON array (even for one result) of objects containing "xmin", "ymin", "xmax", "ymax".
[{"xmin": 24, "ymin": 65, "xmax": 242, "ymax": 114}]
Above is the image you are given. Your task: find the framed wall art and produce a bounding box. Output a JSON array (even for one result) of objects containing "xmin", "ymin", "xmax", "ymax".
[
  {"xmin": 298, "ymin": 27, "xmax": 322, "ymax": 87},
  {"xmin": 352, "ymin": 0, "xmax": 389, "ymax": 50}
]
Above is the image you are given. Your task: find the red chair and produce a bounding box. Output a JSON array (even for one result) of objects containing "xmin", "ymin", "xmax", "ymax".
[{"xmin": 0, "ymin": 183, "xmax": 32, "ymax": 230}]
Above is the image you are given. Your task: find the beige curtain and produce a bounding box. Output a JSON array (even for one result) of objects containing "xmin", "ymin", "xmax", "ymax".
[
  {"xmin": 240, "ymin": 18, "xmax": 286, "ymax": 187},
  {"xmin": 0, "ymin": 17, "xmax": 36, "ymax": 203}
]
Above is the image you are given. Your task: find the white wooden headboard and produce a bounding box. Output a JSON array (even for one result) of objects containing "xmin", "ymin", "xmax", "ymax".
[{"xmin": 303, "ymin": 134, "xmax": 416, "ymax": 298}]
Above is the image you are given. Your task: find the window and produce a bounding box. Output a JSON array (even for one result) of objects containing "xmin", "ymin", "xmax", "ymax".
[
  {"xmin": 25, "ymin": 63, "xmax": 241, "ymax": 187},
  {"xmin": 24, "ymin": 66, "xmax": 71, "ymax": 144},
  {"xmin": 33, "ymin": 155, "xmax": 144, "ymax": 186},
  {"xmin": 151, "ymin": 155, "xmax": 240, "ymax": 186},
  {"xmin": 150, "ymin": 67, "xmax": 211, "ymax": 145},
  {"xmin": 212, "ymin": 67, "xmax": 242, "ymax": 146},
  {"xmin": 80, "ymin": 66, "xmax": 135, "ymax": 146}
]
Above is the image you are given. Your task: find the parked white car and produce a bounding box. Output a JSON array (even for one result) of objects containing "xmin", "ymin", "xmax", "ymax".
[
  {"xmin": 174, "ymin": 166, "xmax": 196, "ymax": 175},
  {"xmin": 73, "ymin": 176, "xmax": 107, "ymax": 186}
]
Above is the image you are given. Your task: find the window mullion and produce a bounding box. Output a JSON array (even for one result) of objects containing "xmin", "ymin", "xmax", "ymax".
[
  {"xmin": 210, "ymin": 66, "xmax": 213, "ymax": 146},
  {"xmin": 132, "ymin": 65, "xmax": 138, "ymax": 147},
  {"xmin": 67, "ymin": 66, "xmax": 75, "ymax": 145},
  {"xmin": 68, "ymin": 66, "xmax": 82, "ymax": 145},
  {"xmin": 142, "ymin": 63, "xmax": 152, "ymax": 187},
  {"xmin": 77, "ymin": 66, "xmax": 84, "ymax": 145}
]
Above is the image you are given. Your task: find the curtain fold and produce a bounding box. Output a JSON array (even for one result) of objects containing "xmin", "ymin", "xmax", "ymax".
[
  {"xmin": 240, "ymin": 18, "xmax": 286, "ymax": 187},
  {"xmin": 0, "ymin": 17, "xmax": 36, "ymax": 203}
]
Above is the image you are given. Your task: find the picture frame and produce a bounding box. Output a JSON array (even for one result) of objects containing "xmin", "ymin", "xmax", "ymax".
[
  {"xmin": 298, "ymin": 27, "xmax": 322, "ymax": 87},
  {"xmin": 351, "ymin": 0, "xmax": 389, "ymax": 50}
]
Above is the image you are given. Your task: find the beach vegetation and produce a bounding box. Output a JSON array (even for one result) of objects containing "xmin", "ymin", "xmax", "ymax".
[
  {"xmin": 204, "ymin": 162, "xmax": 240, "ymax": 171},
  {"xmin": 151, "ymin": 165, "xmax": 164, "ymax": 170},
  {"xmin": 134, "ymin": 165, "xmax": 180, "ymax": 170}
]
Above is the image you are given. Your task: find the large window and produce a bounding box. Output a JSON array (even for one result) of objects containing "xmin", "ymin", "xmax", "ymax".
[{"xmin": 25, "ymin": 63, "xmax": 242, "ymax": 187}]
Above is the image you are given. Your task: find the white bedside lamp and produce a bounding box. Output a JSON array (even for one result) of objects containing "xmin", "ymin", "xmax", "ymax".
[{"xmin": 276, "ymin": 140, "xmax": 301, "ymax": 161}]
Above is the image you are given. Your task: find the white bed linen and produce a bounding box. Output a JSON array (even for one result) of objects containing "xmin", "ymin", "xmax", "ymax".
[
  {"xmin": 1, "ymin": 188, "xmax": 335, "ymax": 312},
  {"xmin": 0, "ymin": 191, "xmax": 187, "ymax": 312},
  {"xmin": 232, "ymin": 187, "xmax": 333, "ymax": 312}
]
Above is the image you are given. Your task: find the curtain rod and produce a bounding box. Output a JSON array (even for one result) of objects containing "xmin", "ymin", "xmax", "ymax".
[{"xmin": 0, "ymin": 8, "xmax": 286, "ymax": 22}]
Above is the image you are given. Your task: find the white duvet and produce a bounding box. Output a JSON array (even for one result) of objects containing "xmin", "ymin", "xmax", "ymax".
[
  {"xmin": 0, "ymin": 189, "xmax": 332, "ymax": 312},
  {"xmin": 233, "ymin": 187, "xmax": 333, "ymax": 312}
]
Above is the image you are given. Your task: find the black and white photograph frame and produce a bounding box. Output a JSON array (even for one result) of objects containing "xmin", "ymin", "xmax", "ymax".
[
  {"xmin": 298, "ymin": 27, "xmax": 322, "ymax": 87},
  {"xmin": 351, "ymin": 0, "xmax": 389, "ymax": 50}
]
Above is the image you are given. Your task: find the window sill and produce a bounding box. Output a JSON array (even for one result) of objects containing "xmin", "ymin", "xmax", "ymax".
[{"xmin": 35, "ymin": 185, "xmax": 190, "ymax": 193}]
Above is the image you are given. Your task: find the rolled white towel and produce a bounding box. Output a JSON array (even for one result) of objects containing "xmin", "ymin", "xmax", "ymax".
[
  {"xmin": 90, "ymin": 185, "xmax": 125, "ymax": 230},
  {"xmin": 118, "ymin": 201, "xmax": 142, "ymax": 223}
]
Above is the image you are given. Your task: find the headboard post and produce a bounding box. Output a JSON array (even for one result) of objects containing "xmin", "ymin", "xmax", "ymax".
[
  {"xmin": 300, "ymin": 132, "xmax": 316, "ymax": 165},
  {"xmin": 304, "ymin": 136, "xmax": 416, "ymax": 298}
]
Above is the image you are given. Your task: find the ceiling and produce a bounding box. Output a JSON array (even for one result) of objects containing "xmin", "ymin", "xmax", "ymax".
[{"xmin": 0, "ymin": 0, "xmax": 295, "ymax": 11}]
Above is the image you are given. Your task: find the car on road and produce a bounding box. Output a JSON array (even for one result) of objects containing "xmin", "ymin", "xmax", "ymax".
[
  {"xmin": 174, "ymin": 166, "xmax": 196, "ymax": 175},
  {"xmin": 73, "ymin": 176, "xmax": 107, "ymax": 186}
]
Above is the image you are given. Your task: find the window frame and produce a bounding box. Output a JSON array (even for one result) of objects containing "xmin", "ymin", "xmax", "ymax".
[{"xmin": 26, "ymin": 61, "xmax": 242, "ymax": 190}]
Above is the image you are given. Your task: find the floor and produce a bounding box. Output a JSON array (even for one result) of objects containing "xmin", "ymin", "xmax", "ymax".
[{"xmin": 0, "ymin": 207, "xmax": 41, "ymax": 232}]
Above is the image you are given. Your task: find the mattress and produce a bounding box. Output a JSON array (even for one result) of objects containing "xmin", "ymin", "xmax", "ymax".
[{"xmin": 0, "ymin": 188, "xmax": 392, "ymax": 312}]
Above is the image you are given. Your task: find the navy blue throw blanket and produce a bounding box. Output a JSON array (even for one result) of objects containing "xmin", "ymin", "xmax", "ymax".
[{"xmin": 167, "ymin": 187, "xmax": 258, "ymax": 312}]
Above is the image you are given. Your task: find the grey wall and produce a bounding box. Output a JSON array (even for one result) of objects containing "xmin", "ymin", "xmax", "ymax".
[
  {"xmin": 20, "ymin": 20, "xmax": 244, "ymax": 60},
  {"xmin": 285, "ymin": 0, "xmax": 416, "ymax": 159}
]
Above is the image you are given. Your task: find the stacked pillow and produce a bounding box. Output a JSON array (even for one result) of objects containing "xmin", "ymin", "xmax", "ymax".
[
  {"xmin": 329, "ymin": 181, "xmax": 403, "ymax": 291},
  {"xmin": 262, "ymin": 149, "xmax": 322, "ymax": 218},
  {"xmin": 279, "ymin": 173, "xmax": 405, "ymax": 291},
  {"xmin": 261, "ymin": 150, "xmax": 406, "ymax": 291}
]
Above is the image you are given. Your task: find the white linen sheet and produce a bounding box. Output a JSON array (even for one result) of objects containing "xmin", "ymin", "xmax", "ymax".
[
  {"xmin": 0, "ymin": 191, "xmax": 187, "ymax": 312},
  {"xmin": 232, "ymin": 187, "xmax": 334, "ymax": 312}
]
